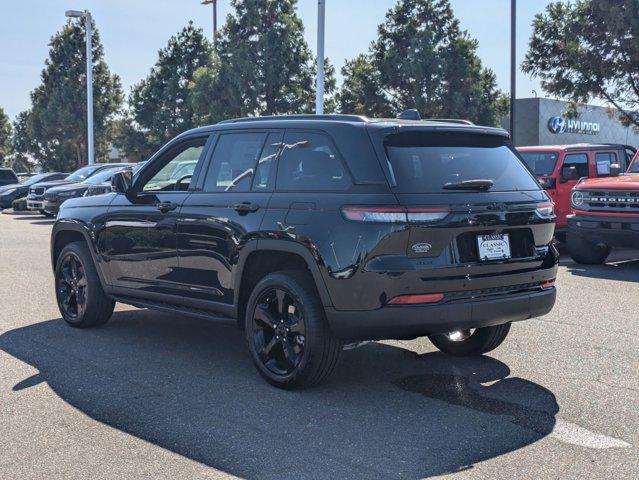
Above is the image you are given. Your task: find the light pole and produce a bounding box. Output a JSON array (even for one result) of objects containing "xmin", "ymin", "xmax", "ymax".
[
  {"xmin": 65, "ymin": 9, "xmax": 94, "ymax": 165},
  {"xmin": 201, "ymin": 0, "xmax": 218, "ymax": 48},
  {"xmin": 510, "ymin": 0, "xmax": 516, "ymax": 144},
  {"xmin": 316, "ymin": 0, "xmax": 325, "ymax": 114}
]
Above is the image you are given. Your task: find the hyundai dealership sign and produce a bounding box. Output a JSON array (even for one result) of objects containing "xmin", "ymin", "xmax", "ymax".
[{"xmin": 547, "ymin": 116, "xmax": 600, "ymax": 135}]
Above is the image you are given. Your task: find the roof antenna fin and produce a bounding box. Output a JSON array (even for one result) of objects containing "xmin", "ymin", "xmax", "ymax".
[{"xmin": 397, "ymin": 109, "xmax": 421, "ymax": 120}]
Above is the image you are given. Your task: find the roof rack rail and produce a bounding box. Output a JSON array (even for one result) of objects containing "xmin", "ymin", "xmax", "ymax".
[
  {"xmin": 424, "ymin": 118, "xmax": 475, "ymax": 125},
  {"xmin": 218, "ymin": 114, "xmax": 369, "ymax": 124}
]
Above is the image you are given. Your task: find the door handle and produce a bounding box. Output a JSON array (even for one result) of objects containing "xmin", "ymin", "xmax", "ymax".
[
  {"xmin": 232, "ymin": 202, "xmax": 260, "ymax": 214},
  {"xmin": 157, "ymin": 201, "xmax": 179, "ymax": 213}
]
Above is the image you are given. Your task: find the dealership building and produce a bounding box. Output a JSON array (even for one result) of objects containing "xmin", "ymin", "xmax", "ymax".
[{"xmin": 509, "ymin": 97, "xmax": 639, "ymax": 148}]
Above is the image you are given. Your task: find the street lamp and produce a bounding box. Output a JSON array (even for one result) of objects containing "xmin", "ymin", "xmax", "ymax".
[
  {"xmin": 316, "ymin": 0, "xmax": 325, "ymax": 114},
  {"xmin": 65, "ymin": 9, "xmax": 95, "ymax": 166},
  {"xmin": 201, "ymin": 0, "xmax": 218, "ymax": 48},
  {"xmin": 510, "ymin": 0, "xmax": 516, "ymax": 144}
]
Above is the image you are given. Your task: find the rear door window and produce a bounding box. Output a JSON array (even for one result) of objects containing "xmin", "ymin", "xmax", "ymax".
[
  {"xmin": 384, "ymin": 132, "xmax": 539, "ymax": 193},
  {"xmin": 252, "ymin": 133, "xmax": 282, "ymax": 192},
  {"xmin": 276, "ymin": 132, "xmax": 351, "ymax": 191},
  {"xmin": 563, "ymin": 153, "xmax": 589, "ymax": 178}
]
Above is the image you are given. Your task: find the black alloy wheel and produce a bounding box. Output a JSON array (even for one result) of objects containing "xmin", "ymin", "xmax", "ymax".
[
  {"xmin": 245, "ymin": 271, "xmax": 343, "ymax": 389},
  {"xmin": 56, "ymin": 252, "xmax": 88, "ymax": 320},
  {"xmin": 251, "ymin": 288, "xmax": 306, "ymax": 376},
  {"xmin": 55, "ymin": 241, "xmax": 114, "ymax": 328}
]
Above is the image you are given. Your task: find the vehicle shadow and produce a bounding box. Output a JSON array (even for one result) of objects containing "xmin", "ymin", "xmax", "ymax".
[
  {"xmin": 6, "ymin": 214, "xmax": 55, "ymax": 225},
  {"xmin": 0, "ymin": 311, "xmax": 558, "ymax": 479},
  {"xmin": 560, "ymin": 250, "xmax": 639, "ymax": 282}
]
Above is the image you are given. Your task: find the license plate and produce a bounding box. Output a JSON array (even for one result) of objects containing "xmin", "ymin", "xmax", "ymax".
[{"xmin": 477, "ymin": 234, "xmax": 511, "ymax": 261}]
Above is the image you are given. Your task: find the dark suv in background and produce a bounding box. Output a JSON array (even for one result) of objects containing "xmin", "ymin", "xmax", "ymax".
[
  {"xmin": 51, "ymin": 114, "xmax": 558, "ymax": 389},
  {"xmin": 0, "ymin": 168, "xmax": 19, "ymax": 187},
  {"xmin": 0, "ymin": 172, "xmax": 67, "ymax": 209},
  {"xmin": 43, "ymin": 164, "xmax": 136, "ymax": 215},
  {"xmin": 27, "ymin": 163, "xmax": 127, "ymax": 215}
]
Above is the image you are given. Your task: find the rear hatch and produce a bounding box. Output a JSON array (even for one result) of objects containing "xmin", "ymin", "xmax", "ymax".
[{"xmin": 370, "ymin": 127, "xmax": 555, "ymax": 278}]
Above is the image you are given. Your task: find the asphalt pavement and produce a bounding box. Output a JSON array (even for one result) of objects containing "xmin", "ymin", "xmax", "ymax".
[{"xmin": 0, "ymin": 210, "xmax": 637, "ymax": 479}]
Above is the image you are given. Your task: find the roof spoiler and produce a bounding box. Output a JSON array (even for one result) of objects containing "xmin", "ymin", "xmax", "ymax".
[{"xmin": 396, "ymin": 110, "xmax": 475, "ymax": 126}]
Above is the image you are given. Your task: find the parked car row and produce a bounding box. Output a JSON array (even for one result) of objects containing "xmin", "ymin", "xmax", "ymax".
[{"xmin": 0, "ymin": 163, "xmax": 143, "ymax": 215}]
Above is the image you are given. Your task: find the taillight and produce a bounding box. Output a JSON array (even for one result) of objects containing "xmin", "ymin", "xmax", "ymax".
[
  {"xmin": 541, "ymin": 279, "xmax": 555, "ymax": 290},
  {"xmin": 406, "ymin": 207, "xmax": 450, "ymax": 223},
  {"xmin": 341, "ymin": 206, "xmax": 406, "ymax": 223},
  {"xmin": 341, "ymin": 206, "xmax": 449, "ymax": 223},
  {"xmin": 387, "ymin": 293, "xmax": 445, "ymax": 305},
  {"xmin": 535, "ymin": 201, "xmax": 555, "ymax": 218}
]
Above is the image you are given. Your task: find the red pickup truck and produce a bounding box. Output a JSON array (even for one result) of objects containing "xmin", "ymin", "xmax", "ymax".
[
  {"xmin": 517, "ymin": 144, "xmax": 636, "ymax": 241},
  {"xmin": 566, "ymin": 150, "xmax": 639, "ymax": 264}
]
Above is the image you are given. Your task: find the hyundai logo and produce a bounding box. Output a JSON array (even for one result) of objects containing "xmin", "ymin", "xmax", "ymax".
[
  {"xmin": 547, "ymin": 116, "xmax": 600, "ymax": 135},
  {"xmin": 548, "ymin": 116, "xmax": 567, "ymax": 134}
]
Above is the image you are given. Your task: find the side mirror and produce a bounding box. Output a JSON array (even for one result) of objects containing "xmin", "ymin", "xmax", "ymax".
[
  {"xmin": 111, "ymin": 170, "xmax": 133, "ymax": 194},
  {"xmin": 609, "ymin": 163, "xmax": 622, "ymax": 177},
  {"xmin": 560, "ymin": 165, "xmax": 579, "ymax": 183}
]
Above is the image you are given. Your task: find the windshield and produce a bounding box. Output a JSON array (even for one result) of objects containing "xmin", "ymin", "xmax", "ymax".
[
  {"xmin": 66, "ymin": 165, "xmax": 102, "ymax": 182},
  {"xmin": 629, "ymin": 154, "xmax": 639, "ymax": 173},
  {"xmin": 21, "ymin": 174, "xmax": 49, "ymax": 186},
  {"xmin": 85, "ymin": 168, "xmax": 121, "ymax": 185},
  {"xmin": 518, "ymin": 151, "xmax": 559, "ymax": 176},
  {"xmin": 384, "ymin": 132, "xmax": 540, "ymax": 193}
]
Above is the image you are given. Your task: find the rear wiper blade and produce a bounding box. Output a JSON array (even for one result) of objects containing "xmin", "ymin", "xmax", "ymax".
[{"xmin": 442, "ymin": 179, "xmax": 494, "ymax": 191}]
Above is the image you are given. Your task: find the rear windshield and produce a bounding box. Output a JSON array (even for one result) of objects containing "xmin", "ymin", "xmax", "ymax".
[
  {"xmin": 519, "ymin": 151, "xmax": 559, "ymax": 176},
  {"xmin": 384, "ymin": 132, "xmax": 540, "ymax": 193}
]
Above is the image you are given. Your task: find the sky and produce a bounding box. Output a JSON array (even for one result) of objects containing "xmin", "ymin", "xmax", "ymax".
[{"xmin": 0, "ymin": 0, "xmax": 553, "ymax": 122}]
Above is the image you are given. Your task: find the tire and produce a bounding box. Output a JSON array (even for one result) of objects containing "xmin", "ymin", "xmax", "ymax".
[
  {"xmin": 55, "ymin": 241, "xmax": 114, "ymax": 328},
  {"xmin": 428, "ymin": 322, "xmax": 511, "ymax": 356},
  {"xmin": 566, "ymin": 232, "xmax": 611, "ymax": 265},
  {"xmin": 40, "ymin": 210, "xmax": 54, "ymax": 217},
  {"xmin": 245, "ymin": 270, "xmax": 342, "ymax": 389}
]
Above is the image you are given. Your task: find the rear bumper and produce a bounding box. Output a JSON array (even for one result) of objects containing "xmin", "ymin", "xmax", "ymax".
[
  {"xmin": 325, "ymin": 287, "xmax": 556, "ymax": 341},
  {"xmin": 567, "ymin": 213, "xmax": 639, "ymax": 249}
]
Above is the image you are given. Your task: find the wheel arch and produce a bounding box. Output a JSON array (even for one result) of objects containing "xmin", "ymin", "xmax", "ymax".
[
  {"xmin": 51, "ymin": 219, "xmax": 110, "ymax": 291},
  {"xmin": 234, "ymin": 239, "xmax": 334, "ymax": 323}
]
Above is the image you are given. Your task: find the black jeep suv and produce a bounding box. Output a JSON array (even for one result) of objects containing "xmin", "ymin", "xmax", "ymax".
[{"xmin": 51, "ymin": 114, "xmax": 558, "ymax": 389}]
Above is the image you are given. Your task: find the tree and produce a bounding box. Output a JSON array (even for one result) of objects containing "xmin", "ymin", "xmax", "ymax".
[
  {"xmin": 5, "ymin": 111, "xmax": 33, "ymax": 172},
  {"xmin": 210, "ymin": 0, "xmax": 336, "ymax": 119},
  {"xmin": 128, "ymin": 22, "xmax": 213, "ymax": 154},
  {"xmin": 337, "ymin": 55, "xmax": 394, "ymax": 118},
  {"xmin": 111, "ymin": 117, "xmax": 156, "ymax": 163},
  {"xmin": 27, "ymin": 19, "xmax": 122, "ymax": 171},
  {"xmin": 337, "ymin": 0, "xmax": 508, "ymax": 125},
  {"xmin": 522, "ymin": 0, "xmax": 639, "ymax": 128},
  {"xmin": 0, "ymin": 107, "xmax": 11, "ymax": 165}
]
